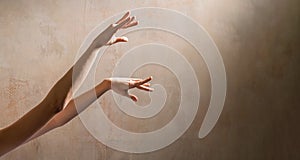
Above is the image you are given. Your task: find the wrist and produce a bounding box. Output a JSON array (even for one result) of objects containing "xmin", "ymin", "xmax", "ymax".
[
  {"xmin": 102, "ymin": 78, "xmax": 112, "ymax": 91},
  {"xmin": 94, "ymin": 79, "xmax": 111, "ymax": 98}
]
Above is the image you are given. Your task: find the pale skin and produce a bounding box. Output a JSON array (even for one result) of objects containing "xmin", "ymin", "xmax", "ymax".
[
  {"xmin": 25, "ymin": 77, "xmax": 153, "ymax": 144},
  {"xmin": 0, "ymin": 11, "xmax": 153, "ymax": 156}
]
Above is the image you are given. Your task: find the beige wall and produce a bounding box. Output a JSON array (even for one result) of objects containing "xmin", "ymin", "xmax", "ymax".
[{"xmin": 0, "ymin": 0, "xmax": 299, "ymax": 159}]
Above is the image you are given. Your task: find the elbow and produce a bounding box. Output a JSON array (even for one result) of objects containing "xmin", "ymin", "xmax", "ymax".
[{"xmin": 43, "ymin": 93, "xmax": 65, "ymax": 114}]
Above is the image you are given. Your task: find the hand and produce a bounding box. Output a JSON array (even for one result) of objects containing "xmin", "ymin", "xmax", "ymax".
[
  {"xmin": 92, "ymin": 11, "xmax": 138, "ymax": 48},
  {"xmin": 105, "ymin": 76, "xmax": 153, "ymax": 102}
]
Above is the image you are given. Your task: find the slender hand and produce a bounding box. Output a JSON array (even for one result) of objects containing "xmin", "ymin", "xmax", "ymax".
[
  {"xmin": 92, "ymin": 11, "xmax": 138, "ymax": 47},
  {"xmin": 108, "ymin": 76, "xmax": 153, "ymax": 102},
  {"xmin": 25, "ymin": 77, "xmax": 153, "ymax": 142}
]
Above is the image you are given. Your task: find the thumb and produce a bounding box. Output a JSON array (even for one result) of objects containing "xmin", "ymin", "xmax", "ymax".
[
  {"xmin": 127, "ymin": 93, "xmax": 138, "ymax": 102},
  {"xmin": 106, "ymin": 36, "xmax": 128, "ymax": 45},
  {"xmin": 114, "ymin": 36, "xmax": 128, "ymax": 44}
]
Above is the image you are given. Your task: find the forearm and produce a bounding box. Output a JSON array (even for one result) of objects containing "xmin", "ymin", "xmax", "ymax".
[
  {"xmin": 0, "ymin": 99, "xmax": 56, "ymax": 156},
  {"xmin": 68, "ymin": 42, "xmax": 101, "ymax": 94},
  {"xmin": 25, "ymin": 79, "xmax": 111, "ymax": 143},
  {"xmin": 0, "ymin": 70, "xmax": 72, "ymax": 156},
  {"xmin": 29, "ymin": 42, "xmax": 101, "ymax": 113},
  {"xmin": 0, "ymin": 12, "xmax": 136, "ymax": 156},
  {"xmin": 0, "ymin": 41, "xmax": 102, "ymax": 156}
]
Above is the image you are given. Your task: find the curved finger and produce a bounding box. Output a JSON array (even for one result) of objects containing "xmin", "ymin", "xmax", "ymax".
[
  {"xmin": 122, "ymin": 16, "xmax": 137, "ymax": 29},
  {"xmin": 142, "ymin": 83, "xmax": 150, "ymax": 87},
  {"xmin": 122, "ymin": 21, "xmax": 138, "ymax": 29},
  {"xmin": 116, "ymin": 17, "xmax": 131, "ymax": 29},
  {"xmin": 130, "ymin": 81, "xmax": 150, "ymax": 87},
  {"xmin": 116, "ymin": 11, "xmax": 130, "ymax": 24},
  {"xmin": 113, "ymin": 36, "xmax": 128, "ymax": 44},
  {"xmin": 128, "ymin": 94, "xmax": 138, "ymax": 102},
  {"xmin": 135, "ymin": 76, "xmax": 153, "ymax": 86},
  {"xmin": 123, "ymin": 16, "xmax": 135, "ymax": 25},
  {"xmin": 137, "ymin": 85, "xmax": 154, "ymax": 92},
  {"xmin": 131, "ymin": 78, "xmax": 143, "ymax": 81},
  {"xmin": 127, "ymin": 16, "xmax": 135, "ymax": 24}
]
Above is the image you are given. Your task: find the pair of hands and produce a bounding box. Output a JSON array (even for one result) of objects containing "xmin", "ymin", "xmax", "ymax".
[{"xmin": 94, "ymin": 11, "xmax": 154, "ymax": 102}]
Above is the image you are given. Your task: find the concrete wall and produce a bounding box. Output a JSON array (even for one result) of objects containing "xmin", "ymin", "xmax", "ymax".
[{"xmin": 0, "ymin": 0, "xmax": 299, "ymax": 159}]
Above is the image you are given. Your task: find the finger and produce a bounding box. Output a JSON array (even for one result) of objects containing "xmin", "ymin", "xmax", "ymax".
[
  {"xmin": 116, "ymin": 11, "xmax": 130, "ymax": 24},
  {"xmin": 121, "ymin": 21, "xmax": 138, "ymax": 29},
  {"xmin": 122, "ymin": 16, "xmax": 137, "ymax": 28},
  {"xmin": 128, "ymin": 94, "xmax": 138, "ymax": 102},
  {"xmin": 112, "ymin": 36, "xmax": 128, "ymax": 44},
  {"xmin": 127, "ymin": 16, "xmax": 135, "ymax": 24},
  {"xmin": 135, "ymin": 76, "xmax": 153, "ymax": 86},
  {"xmin": 130, "ymin": 82, "xmax": 151, "ymax": 89},
  {"xmin": 137, "ymin": 85, "xmax": 154, "ymax": 92},
  {"xmin": 142, "ymin": 83, "xmax": 150, "ymax": 87},
  {"xmin": 116, "ymin": 17, "xmax": 131, "ymax": 29}
]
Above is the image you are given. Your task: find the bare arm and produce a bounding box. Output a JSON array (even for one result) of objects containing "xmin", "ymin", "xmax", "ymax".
[
  {"xmin": 25, "ymin": 77, "xmax": 153, "ymax": 143},
  {"xmin": 63, "ymin": 11, "xmax": 137, "ymax": 107},
  {"xmin": 0, "ymin": 11, "xmax": 137, "ymax": 156},
  {"xmin": 0, "ymin": 66, "xmax": 73, "ymax": 156}
]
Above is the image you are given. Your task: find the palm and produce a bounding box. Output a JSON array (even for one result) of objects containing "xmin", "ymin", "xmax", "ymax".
[
  {"xmin": 108, "ymin": 77, "xmax": 153, "ymax": 102},
  {"xmin": 93, "ymin": 11, "xmax": 138, "ymax": 48}
]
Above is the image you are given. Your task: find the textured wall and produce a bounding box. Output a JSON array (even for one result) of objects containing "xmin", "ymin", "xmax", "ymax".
[{"xmin": 0, "ymin": 0, "xmax": 299, "ymax": 159}]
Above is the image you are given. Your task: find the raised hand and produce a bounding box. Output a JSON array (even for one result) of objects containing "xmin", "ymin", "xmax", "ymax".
[
  {"xmin": 106, "ymin": 76, "xmax": 153, "ymax": 102},
  {"xmin": 92, "ymin": 11, "xmax": 138, "ymax": 48}
]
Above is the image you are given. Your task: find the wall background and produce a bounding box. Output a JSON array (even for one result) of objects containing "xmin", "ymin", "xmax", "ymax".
[{"xmin": 0, "ymin": 0, "xmax": 299, "ymax": 159}]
